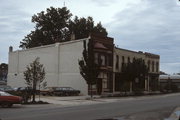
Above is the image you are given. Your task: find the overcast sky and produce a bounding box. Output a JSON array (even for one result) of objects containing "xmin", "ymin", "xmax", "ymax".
[{"xmin": 0, "ymin": 0, "xmax": 180, "ymax": 74}]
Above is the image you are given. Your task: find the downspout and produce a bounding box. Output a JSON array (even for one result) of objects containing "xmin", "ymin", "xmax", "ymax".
[{"xmin": 56, "ymin": 43, "xmax": 60, "ymax": 86}]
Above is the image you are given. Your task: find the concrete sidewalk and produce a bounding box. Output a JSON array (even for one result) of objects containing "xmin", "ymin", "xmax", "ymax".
[
  {"xmin": 38, "ymin": 93, "xmax": 180, "ymax": 107},
  {"xmin": 38, "ymin": 95, "xmax": 119, "ymax": 106},
  {"xmin": 165, "ymin": 107, "xmax": 180, "ymax": 120}
]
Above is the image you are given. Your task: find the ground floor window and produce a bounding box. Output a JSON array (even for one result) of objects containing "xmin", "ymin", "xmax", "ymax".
[{"xmin": 102, "ymin": 79, "xmax": 107, "ymax": 89}]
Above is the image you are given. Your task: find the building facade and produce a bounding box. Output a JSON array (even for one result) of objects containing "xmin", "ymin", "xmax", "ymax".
[
  {"xmin": 113, "ymin": 48, "xmax": 160, "ymax": 93},
  {"xmin": 8, "ymin": 38, "xmax": 89, "ymax": 95},
  {"xmin": 7, "ymin": 35, "xmax": 160, "ymax": 95}
]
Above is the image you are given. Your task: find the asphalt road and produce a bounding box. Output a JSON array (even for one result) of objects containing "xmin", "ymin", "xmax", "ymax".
[{"xmin": 1, "ymin": 93, "xmax": 180, "ymax": 120}]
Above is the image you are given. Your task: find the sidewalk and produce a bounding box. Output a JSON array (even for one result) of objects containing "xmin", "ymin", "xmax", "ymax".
[
  {"xmin": 38, "ymin": 95, "xmax": 119, "ymax": 106},
  {"xmin": 165, "ymin": 107, "xmax": 180, "ymax": 120},
  {"xmin": 38, "ymin": 93, "xmax": 180, "ymax": 107}
]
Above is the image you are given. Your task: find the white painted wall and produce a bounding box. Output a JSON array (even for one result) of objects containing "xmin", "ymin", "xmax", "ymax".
[{"xmin": 8, "ymin": 38, "xmax": 89, "ymax": 95}]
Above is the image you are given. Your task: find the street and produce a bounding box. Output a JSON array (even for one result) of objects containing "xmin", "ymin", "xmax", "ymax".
[{"xmin": 0, "ymin": 93, "xmax": 180, "ymax": 120}]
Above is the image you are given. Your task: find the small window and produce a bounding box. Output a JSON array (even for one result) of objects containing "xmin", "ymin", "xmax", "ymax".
[
  {"xmin": 156, "ymin": 62, "xmax": 159, "ymax": 72},
  {"xmin": 133, "ymin": 57, "xmax": 136, "ymax": 61},
  {"xmin": 101, "ymin": 54, "xmax": 106, "ymax": 66},
  {"xmin": 116, "ymin": 55, "xmax": 119, "ymax": 69},
  {"xmin": 148, "ymin": 60, "xmax": 150, "ymax": 71},
  {"xmin": 152, "ymin": 61, "xmax": 155, "ymax": 72},
  {"xmin": 128, "ymin": 57, "xmax": 130, "ymax": 63},
  {"xmin": 102, "ymin": 79, "xmax": 108, "ymax": 89},
  {"xmin": 122, "ymin": 56, "xmax": 125, "ymax": 63},
  {"xmin": 108, "ymin": 54, "xmax": 112, "ymax": 66},
  {"xmin": 94, "ymin": 53, "xmax": 98, "ymax": 64}
]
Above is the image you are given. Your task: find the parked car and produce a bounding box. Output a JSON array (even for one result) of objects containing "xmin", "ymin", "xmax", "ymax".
[
  {"xmin": 0, "ymin": 86, "xmax": 15, "ymax": 94},
  {"xmin": 40, "ymin": 87, "xmax": 80, "ymax": 96},
  {"xmin": 40, "ymin": 87, "xmax": 57, "ymax": 96},
  {"xmin": 0, "ymin": 91, "xmax": 22, "ymax": 108},
  {"xmin": 54, "ymin": 87, "xmax": 80, "ymax": 96}
]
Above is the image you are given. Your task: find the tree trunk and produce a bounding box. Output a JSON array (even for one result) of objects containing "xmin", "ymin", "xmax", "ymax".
[
  {"xmin": 32, "ymin": 90, "xmax": 35, "ymax": 103},
  {"xmin": 32, "ymin": 77, "xmax": 36, "ymax": 103},
  {"xmin": 90, "ymin": 84, "xmax": 93, "ymax": 99},
  {"xmin": 130, "ymin": 81, "xmax": 132, "ymax": 92},
  {"xmin": 32, "ymin": 65, "xmax": 36, "ymax": 103}
]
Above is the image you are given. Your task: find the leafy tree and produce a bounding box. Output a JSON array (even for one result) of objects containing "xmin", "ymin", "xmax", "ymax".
[
  {"xmin": 20, "ymin": 7, "xmax": 72, "ymax": 49},
  {"xmin": 0, "ymin": 63, "xmax": 8, "ymax": 81},
  {"xmin": 23, "ymin": 57, "xmax": 46, "ymax": 102},
  {"xmin": 79, "ymin": 40, "xmax": 101, "ymax": 98},
  {"xmin": 19, "ymin": 7, "xmax": 108, "ymax": 49},
  {"xmin": 121, "ymin": 58, "xmax": 148, "ymax": 92},
  {"xmin": 69, "ymin": 16, "xmax": 107, "ymax": 39}
]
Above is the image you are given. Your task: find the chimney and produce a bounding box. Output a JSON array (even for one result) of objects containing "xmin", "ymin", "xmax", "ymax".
[{"xmin": 9, "ymin": 46, "xmax": 13, "ymax": 52}]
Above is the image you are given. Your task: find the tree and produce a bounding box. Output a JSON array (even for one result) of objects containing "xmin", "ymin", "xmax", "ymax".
[
  {"xmin": 121, "ymin": 58, "xmax": 148, "ymax": 92},
  {"xmin": 20, "ymin": 7, "xmax": 72, "ymax": 49},
  {"xmin": 0, "ymin": 63, "xmax": 8, "ymax": 81},
  {"xmin": 79, "ymin": 40, "xmax": 101, "ymax": 98},
  {"xmin": 23, "ymin": 57, "xmax": 46, "ymax": 103},
  {"xmin": 69, "ymin": 16, "xmax": 107, "ymax": 39},
  {"xmin": 19, "ymin": 7, "xmax": 108, "ymax": 49}
]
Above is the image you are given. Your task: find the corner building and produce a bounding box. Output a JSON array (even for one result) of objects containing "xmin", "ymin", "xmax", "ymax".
[{"xmin": 8, "ymin": 34, "xmax": 160, "ymax": 95}]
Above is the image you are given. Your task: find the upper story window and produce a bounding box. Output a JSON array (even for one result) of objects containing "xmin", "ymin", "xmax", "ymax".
[
  {"xmin": 128, "ymin": 57, "xmax": 130, "ymax": 63},
  {"xmin": 152, "ymin": 61, "xmax": 154, "ymax": 72},
  {"xmin": 148, "ymin": 60, "xmax": 150, "ymax": 71},
  {"xmin": 116, "ymin": 55, "xmax": 119, "ymax": 69},
  {"xmin": 107, "ymin": 54, "xmax": 112, "ymax": 66},
  {"xmin": 156, "ymin": 62, "xmax": 159, "ymax": 72},
  {"xmin": 122, "ymin": 56, "xmax": 125, "ymax": 63},
  {"xmin": 100, "ymin": 54, "xmax": 106, "ymax": 66},
  {"xmin": 133, "ymin": 57, "xmax": 136, "ymax": 62}
]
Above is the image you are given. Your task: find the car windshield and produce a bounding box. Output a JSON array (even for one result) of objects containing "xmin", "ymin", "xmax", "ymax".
[
  {"xmin": 0, "ymin": 92, "xmax": 13, "ymax": 96},
  {"xmin": 4, "ymin": 87, "xmax": 13, "ymax": 91},
  {"xmin": 0, "ymin": 88, "xmax": 5, "ymax": 91}
]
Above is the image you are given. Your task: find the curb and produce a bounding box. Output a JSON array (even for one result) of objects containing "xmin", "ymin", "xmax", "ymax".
[{"xmin": 165, "ymin": 107, "xmax": 180, "ymax": 120}]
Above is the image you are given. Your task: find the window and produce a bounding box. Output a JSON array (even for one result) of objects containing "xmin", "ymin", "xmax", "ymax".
[
  {"xmin": 128, "ymin": 57, "xmax": 130, "ymax": 63},
  {"xmin": 156, "ymin": 62, "xmax": 159, "ymax": 72},
  {"xmin": 100, "ymin": 54, "xmax": 106, "ymax": 66},
  {"xmin": 107, "ymin": 54, "xmax": 112, "ymax": 66},
  {"xmin": 148, "ymin": 60, "xmax": 150, "ymax": 71},
  {"xmin": 102, "ymin": 79, "xmax": 108, "ymax": 89},
  {"xmin": 152, "ymin": 61, "xmax": 154, "ymax": 72},
  {"xmin": 133, "ymin": 57, "xmax": 136, "ymax": 62},
  {"xmin": 94, "ymin": 53, "xmax": 98, "ymax": 64},
  {"xmin": 122, "ymin": 56, "xmax": 125, "ymax": 63},
  {"xmin": 116, "ymin": 55, "xmax": 119, "ymax": 69}
]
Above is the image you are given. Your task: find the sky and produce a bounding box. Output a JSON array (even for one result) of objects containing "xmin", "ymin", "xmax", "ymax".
[{"xmin": 0, "ymin": 0, "xmax": 180, "ymax": 74}]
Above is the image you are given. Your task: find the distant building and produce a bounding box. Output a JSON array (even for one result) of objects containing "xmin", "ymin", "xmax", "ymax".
[
  {"xmin": 159, "ymin": 75, "xmax": 180, "ymax": 91},
  {"xmin": 8, "ymin": 34, "xmax": 160, "ymax": 95}
]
